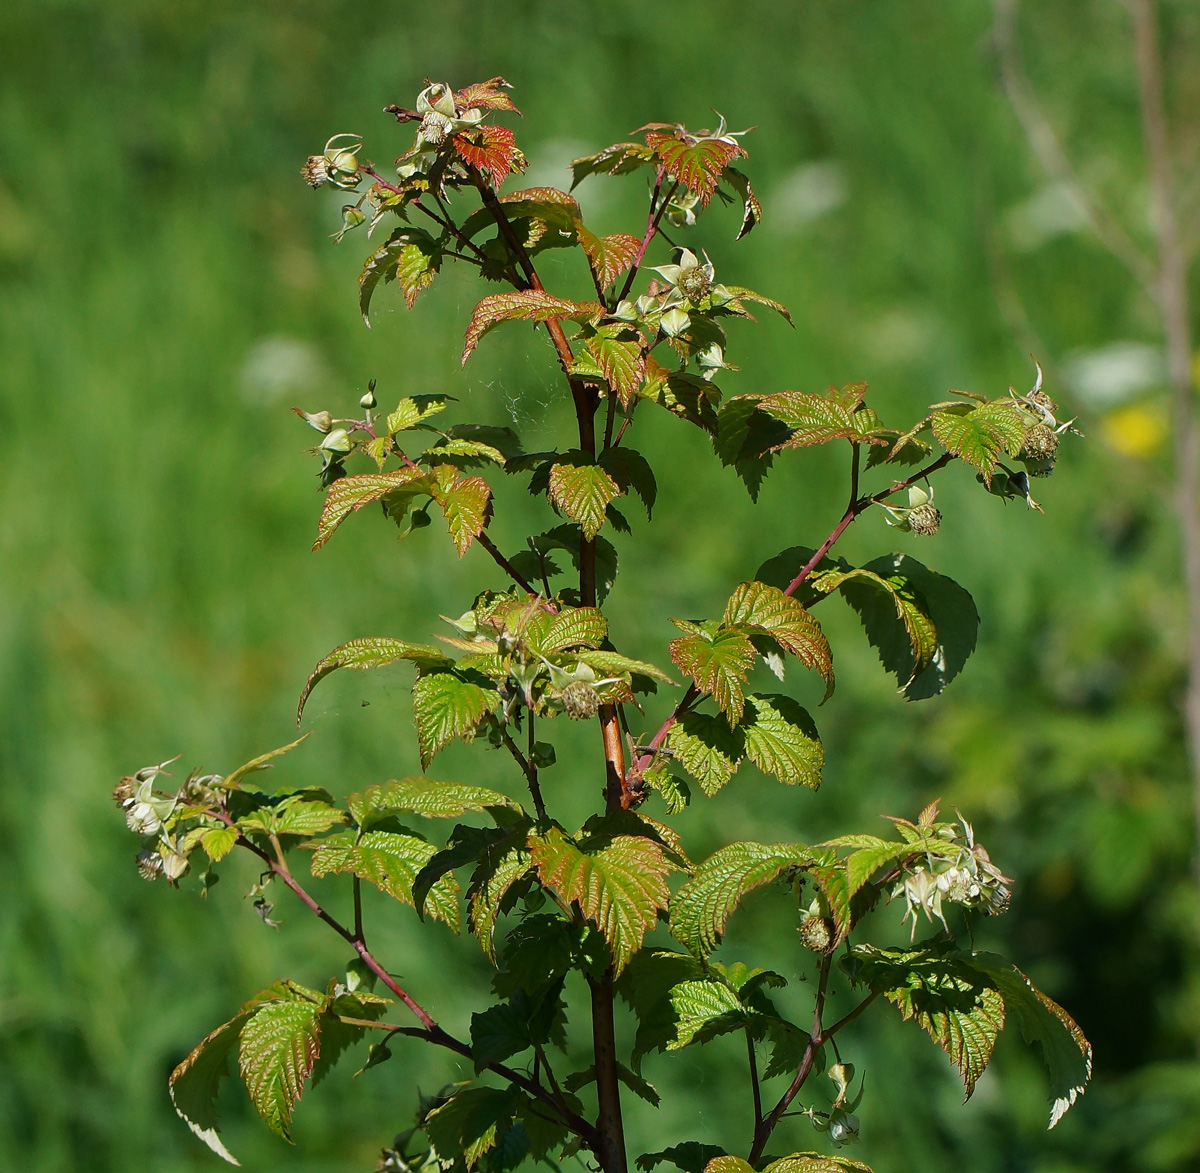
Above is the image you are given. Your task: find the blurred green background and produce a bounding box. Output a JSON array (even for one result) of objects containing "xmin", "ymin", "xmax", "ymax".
[{"xmin": 3, "ymin": 0, "xmax": 1199, "ymax": 1169}]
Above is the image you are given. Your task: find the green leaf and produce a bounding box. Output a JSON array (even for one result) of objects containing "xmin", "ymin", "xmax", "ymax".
[
  {"xmin": 638, "ymin": 1143, "xmax": 727, "ymax": 1173},
  {"xmin": 756, "ymin": 384, "xmax": 882, "ymax": 450},
  {"xmin": 540, "ymin": 606, "xmax": 608, "ymax": 653},
  {"xmin": 424, "ymin": 1086, "xmax": 522, "ymax": 1168},
  {"xmin": 577, "ymin": 223, "xmax": 642, "ymax": 288},
  {"xmin": 387, "ymin": 394, "xmax": 451, "ymax": 435},
  {"xmin": 462, "ymin": 290, "xmax": 597, "ymax": 365},
  {"xmin": 600, "ymin": 447, "xmax": 657, "ymax": 517},
  {"xmin": 359, "ymin": 226, "xmax": 439, "ymax": 326},
  {"xmin": 298, "ymin": 637, "xmax": 451, "ymax": 725},
  {"xmin": 411, "ymin": 672, "xmax": 502, "ymax": 768},
  {"xmin": 237, "ymin": 982, "xmax": 325, "ymax": 1141},
  {"xmin": 845, "ymin": 943, "xmax": 1004, "ymax": 1100},
  {"xmin": 740, "ymin": 694, "xmax": 823, "ymax": 788},
  {"xmin": 529, "ymin": 826, "xmax": 670, "ymax": 974},
  {"xmin": 548, "ymin": 456, "xmax": 622, "ymax": 540},
  {"xmin": 575, "ymin": 649, "xmax": 673, "ymax": 684},
  {"xmin": 270, "ymin": 798, "xmax": 347, "ymax": 837},
  {"xmin": 423, "ymin": 438, "xmax": 508, "ymax": 467},
  {"xmin": 724, "ymin": 581, "xmax": 834, "ymax": 699},
  {"xmin": 310, "ymin": 830, "xmax": 460, "ymax": 930},
  {"xmin": 169, "ymin": 1011, "xmax": 253, "ymax": 1164},
  {"xmin": 347, "ymin": 777, "xmax": 520, "ymax": 827},
  {"xmin": 931, "ymin": 401, "xmax": 1026, "ymax": 485},
  {"xmin": 965, "ymin": 953, "xmax": 1092, "ymax": 1127},
  {"xmin": 314, "ymin": 468, "xmax": 433, "ymax": 550},
  {"xmin": 616, "ymin": 949, "xmax": 706, "ymax": 1068},
  {"xmin": 667, "ymin": 710, "xmax": 745, "ymax": 796},
  {"xmin": 842, "ymin": 839, "xmax": 915, "ymax": 898},
  {"xmin": 529, "ymin": 524, "xmax": 619, "ymax": 603},
  {"xmin": 395, "ymin": 236, "xmax": 443, "ymax": 309},
  {"xmin": 582, "ymin": 325, "xmax": 646, "ymax": 406},
  {"xmin": 840, "ymin": 554, "xmax": 978, "ymax": 701},
  {"xmin": 670, "ymin": 841, "xmax": 822, "ymax": 957},
  {"xmin": 201, "ymin": 826, "xmax": 239, "ymax": 863},
  {"xmin": 667, "ymin": 980, "xmax": 751, "ymax": 1049},
  {"xmin": 721, "ymin": 167, "xmax": 762, "ymax": 240},
  {"xmin": 571, "ymin": 141, "xmax": 656, "ymax": 187},
  {"xmin": 761, "ymin": 1156, "xmax": 875, "ymax": 1173},
  {"xmin": 669, "ymin": 621, "xmax": 756, "ymax": 724},
  {"xmin": 720, "ymin": 284, "xmax": 792, "ymax": 325},
  {"xmin": 468, "ymin": 844, "xmax": 532, "ymax": 962},
  {"xmin": 430, "ymin": 466, "xmax": 492, "ymax": 556},
  {"xmin": 222, "ymin": 734, "xmax": 312, "ymax": 791},
  {"xmin": 470, "ymin": 980, "xmax": 564, "ymax": 1071}
]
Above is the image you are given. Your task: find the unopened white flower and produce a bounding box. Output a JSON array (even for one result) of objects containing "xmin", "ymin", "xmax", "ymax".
[{"xmin": 413, "ymin": 82, "xmax": 484, "ymax": 151}]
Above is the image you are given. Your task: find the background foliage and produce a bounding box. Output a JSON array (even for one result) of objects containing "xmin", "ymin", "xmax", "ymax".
[{"xmin": 1, "ymin": 1, "xmax": 1197, "ymax": 1170}]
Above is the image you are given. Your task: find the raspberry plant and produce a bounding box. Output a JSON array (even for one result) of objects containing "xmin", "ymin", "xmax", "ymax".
[{"xmin": 117, "ymin": 78, "xmax": 1092, "ymax": 1173}]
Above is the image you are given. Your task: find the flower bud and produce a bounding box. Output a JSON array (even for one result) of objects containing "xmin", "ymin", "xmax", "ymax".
[
  {"xmin": 320, "ymin": 428, "xmax": 353, "ymax": 456},
  {"xmin": 828, "ymin": 1109, "xmax": 860, "ymax": 1147},
  {"xmin": 293, "ymin": 408, "xmax": 334, "ymax": 434},
  {"xmin": 359, "ymin": 387, "xmax": 377, "ymax": 410},
  {"xmin": 161, "ymin": 847, "xmax": 190, "ymax": 882},
  {"xmin": 660, "ymin": 307, "xmax": 691, "ymax": 337}
]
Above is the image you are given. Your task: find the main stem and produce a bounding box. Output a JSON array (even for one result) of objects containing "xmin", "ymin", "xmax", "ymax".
[{"xmin": 1131, "ymin": 0, "xmax": 1200, "ymax": 881}]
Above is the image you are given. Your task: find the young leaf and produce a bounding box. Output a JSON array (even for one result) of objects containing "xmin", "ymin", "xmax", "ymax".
[
  {"xmin": 571, "ymin": 141, "xmax": 656, "ymax": 187},
  {"xmin": 298, "ymin": 637, "xmax": 451, "ymax": 725},
  {"xmin": 724, "ymin": 581, "xmax": 834, "ymax": 698},
  {"xmin": 575, "ymin": 649, "xmax": 674, "ymax": 684},
  {"xmin": 430, "ymin": 466, "xmax": 492, "ymax": 555},
  {"xmin": 201, "ymin": 826, "xmax": 239, "ymax": 862},
  {"xmin": 310, "ymin": 830, "xmax": 461, "ymax": 930},
  {"xmin": 395, "ymin": 237, "xmax": 443, "ymax": 309},
  {"xmin": 583, "ymin": 325, "xmax": 646, "ymax": 405},
  {"xmin": 237, "ymin": 983, "xmax": 325, "ymax": 1142},
  {"xmin": 314, "ymin": 468, "xmax": 432, "ymax": 550},
  {"xmin": 577, "ymin": 223, "xmax": 642, "ymax": 288},
  {"xmin": 222, "ymin": 733, "xmax": 312, "ymax": 790},
  {"xmin": 548, "ymin": 456, "xmax": 622, "ymax": 540},
  {"xmin": 760, "ymin": 1156, "xmax": 875, "ymax": 1173},
  {"xmin": 411, "ymin": 671, "xmax": 502, "ymax": 768},
  {"xmin": 667, "ymin": 980, "xmax": 752, "ymax": 1049},
  {"xmin": 644, "ymin": 130, "xmax": 745, "ymax": 204},
  {"xmin": 359, "ymin": 226, "xmax": 439, "ymax": 326},
  {"xmin": 669, "ymin": 621, "xmax": 756, "ymax": 724},
  {"xmin": 387, "ymin": 393, "xmax": 451, "ymax": 435},
  {"xmin": 721, "ymin": 167, "xmax": 762, "ymax": 240},
  {"xmin": 720, "ymin": 285, "xmax": 792, "ymax": 325},
  {"xmin": 670, "ymin": 841, "xmax": 822, "ymax": 957},
  {"xmin": 461, "ymin": 290, "xmax": 593, "ymax": 365},
  {"xmin": 756, "ymin": 386, "xmax": 883, "ymax": 450},
  {"xmin": 453, "ymin": 123, "xmax": 521, "ymax": 189},
  {"xmin": 740, "ymin": 694, "xmax": 823, "ymax": 788},
  {"xmin": 454, "ymin": 77, "xmax": 519, "ymax": 113},
  {"xmin": 540, "ymin": 606, "xmax": 608, "ymax": 653},
  {"xmin": 931, "ymin": 402, "xmax": 1026, "ymax": 485},
  {"xmin": 667, "ymin": 710, "xmax": 746, "ymax": 796},
  {"xmin": 529, "ymin": 826, "xmax": 670, "ymax": 974},
  {"xmin": 964, "ymin": 953, "xmax": 1092, "ymax": 1127},
  {"xmin": 347, "ymin": 777, "xmax": 520, "ymax": 827}
]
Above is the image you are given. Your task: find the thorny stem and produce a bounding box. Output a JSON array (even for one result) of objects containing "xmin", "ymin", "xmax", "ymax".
[
  {"xmin": 749, "ymin": 954, "xmax": 831, "ymax": 1164},
  {"xmin": 1130, "ymin": 0, "xmax": 1200, "ymax": 882}
]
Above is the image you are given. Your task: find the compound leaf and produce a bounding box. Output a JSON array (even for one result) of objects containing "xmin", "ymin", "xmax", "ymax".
[
  {"xmin": 931, "ymin": 402, "xmax": 1026, "ymax": 485},
  {"xmin": 724, "ymin": 581, "xmax": 833, "ymax": 698},
  {"xmin": 669, "ymin": 622, "xmax": 756, "ymax": 724}
]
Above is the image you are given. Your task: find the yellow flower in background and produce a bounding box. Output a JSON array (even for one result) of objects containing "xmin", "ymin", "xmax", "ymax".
[{"xmin": 1101, "ymin": 401, "xmax": 1166, "ymax": 458}]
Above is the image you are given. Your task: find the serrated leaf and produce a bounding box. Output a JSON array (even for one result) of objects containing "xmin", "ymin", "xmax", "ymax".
[
  {"xmin": 424, "ymin": 1086, "xmax": 521, "ymax": 1169},
  {"xmin": 454, "ymin": 77, "xmax": 519, "ymax": 113},
  {"xmin": 468, "ymin": 845, "xmax": 532, "ymax": 962},
  {"xmin": 740, "ymin": 694, "xmax": 823, "ymax": 788},
  {"xmin": 310, "ymin": 830, "xmax": 460, "ymax": 930},
  {"xmin": 931, "ymin": 402, "xmax": 1026, "ymax": 485},
  {"xmin": 670, "ymin": 842, "xmax": 821, "ymax": 957},
  {"xmin": 666, "ymin": 980, "xmax": 752, "ymax": 1049},
  {"xmin": 639, "ymin": 1144, "xmax": 727, "ymax": 1173},
  {"xmin": 540, "ymin": 606, "xmax": 608, "ymax": 653},
  {"xmin": 221, "ymin": 734, "xmax": 311, "ymax": 791},
  {"xmin": 600, "ymin": 447, "xmax": 657, "ymax": 517},
  {"xmin": 667, "ymin": 711, "xmax": 745, "ymax": 796},
  {"xmin": 396, "ymin": 238, "xmax": 442, "ymax": 309},
  {"xmin": 201, "ymin": 826, "xmax": 239, "ymax": 863},
  {"xmin": 583, "ymin": 326, "xmax": 645, "ymax": 405},
  {"xmin": 529, "ymin": 827, "xmax": 670, "ymax": 974},
  {"xmin": 298, "ymin": 637, "xmax": 451, "ymax": 725},
  {"xmin": 387, "ymin": 394, "xmax": 450, "ymax": 435},
  {"xmin": 669, "ymin": 623, "xmax": 756, "ymax": 724},
  {"xmin": 314, "ymin": 468, "xmax": 432, "ymax": 550},
  {"xmin": 724, "ymin": 581, "xmax": 834, "ymax": 698},
  {"xmin": 347, "ymin": 778, "xmax": 520, "ymax": 826},
  {"xmin": 570, "ymin": 141, "xmax": 656, "ymax": 187},
  {"xmin": 964, "ymin": 953, "xmax": 1091, "ymax": 1126},
  {"xmin": 845, "ymin": 943, "xmax": 1004, "ymax": 1100},
  {"xmin": 237, "ymin": 985, "xmax": 324, "ymax": 1141},
  {"xmin": 529, "ymin": 523, "xmax": 619, "ymax": 604},
  {"xmin": 359, "ymin": 226, "xmax": 438, "ymax": 326},
  {"xmin": 169, "ymin": 1012, "xmax": 252, "ymax": 1164},
  {"xmin": 271, "ymin": 798, "xmax": 348, "ymax": 837},
  {"xmin": 645, "ymin": 131, "xmax": 744, "ymax": 204},
  {"xmin": 548, "ymin": 457, "xmax": 621, "ymax": 540},
  {"xmin": 617, "ymin": 949, "xmax": 706, "ymax": 1069},
  {"xmin": 761, "ymin": 1156, "xmax": 875, "ymax": 1173},
  {"xmin": 577, "ymin": 223, "xmax": 642, "ymax": 288},
  {"xmin": 840, "ymin": 554, "xmax": 978, "ymax": 701},
  {"xmin": 721, "ymin": 167, "xmax": 761, "ymax": 240},
  {"xmin": 424, "ymin": 438, "xmax": 507, "ymax": 466},
  {"xmin": 430, "ymin": 467, "xmax": 492, "ymax": 556},
  {"xmin": 844, "ymin": 840, "xmax": 914, "ymax": 898},
  {"xmin": 813, "ymin": 567, "xmax": 937, "ymax": 682},
  {"xmin": 411, "ymin": 672, "xmax": 502, "ymax": 768},
  {"xmin": 470, "ymin": 980, "xmax": 563, "ymax": 1071},
  {"xmin": 721, "ymin": 284, "xmax": 792, "ymax": 324},
  {"xmin": 756, "ymin": 385, "xmax": 882, "ymax": 450},
  {"xmin": 453, "ymin": 123, "xmax": 521, "ymax": 189},
  {"xmin": 575, "ymin": 649, "xmax": 673, "ymax": 683},
  {"xmin": 462, "ymin": 289, "xmax": 594, "ymax": 366}
]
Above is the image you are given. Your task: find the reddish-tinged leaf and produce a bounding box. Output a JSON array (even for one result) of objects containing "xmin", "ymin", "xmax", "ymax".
[
  {"xmin": 724, "ymin": 581, "xmax": 834, "ymax": 698},
  {"xmin": 644, "ymin": 131, "xmax": 745, "ymax": 204},
  {"xmin": 462, "ymin": 290, "xmax": 595, "ymax": 365},
  {"xmin": 576, "ymin": 223, "xmax": 642, "ymax": 289},
  {"xmin": 314, "ymin": 468, "xmax": 432, "ymax": 550},
  {"xmin": 454, "ymin": 124, "xmax": 521, "ymax": 189},
  {"xmin": 585, "ymin": 326, "xmax": 646, "ymax": 405},
  {"xmin": 454, "ymin": 77, "xmax": 519, "ymax": 114},
  {"xmin": 570, "ymin": 142, "xmax": 656, "ymax": 188},
  {"xmin": 430, "ymin": 465, "xmax": 492, "ymax": 556},
  {"xmin": 548, "ymin": 458, "xmax": 622, "ymax": 540},
  {"xmin": 669, "ymin": 621, "xmax": 757, "ymax": 724}
]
